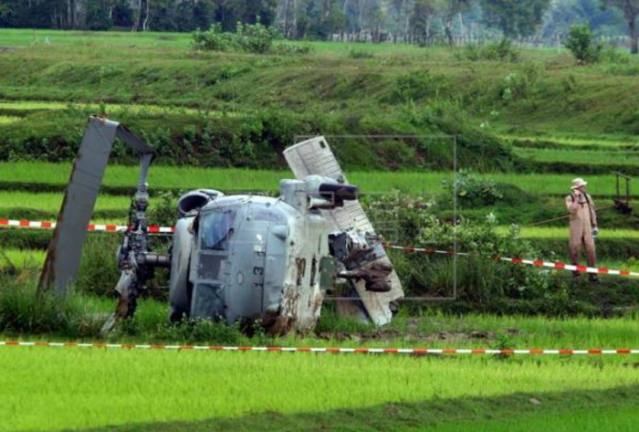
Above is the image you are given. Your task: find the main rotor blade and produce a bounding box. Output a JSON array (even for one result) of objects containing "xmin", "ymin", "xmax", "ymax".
[
  {"xmin": 39, "ymin": 117, "xmax": 120, "ymax": 296},
  {"xmin": 39, "ymin": 116, "xmax": 156, "ymax": 297}
]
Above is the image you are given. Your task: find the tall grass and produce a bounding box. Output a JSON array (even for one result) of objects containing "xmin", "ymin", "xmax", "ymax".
[{"xmin": 0, "ymin": 281, "xmax": 103, "ymax": 337}]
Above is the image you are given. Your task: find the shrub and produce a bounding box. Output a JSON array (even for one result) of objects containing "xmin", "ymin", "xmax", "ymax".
[
  {"xmin": 499, "ymin": 63, "xmax": 544, "ymax": 103},
  {"xmin": 192, "ymin": 22, "xmax": 279, "ymax": 54},
  {"xmin": 441, "ymin": 170, "xmax": 504, "ymax": 207},
  {"xmin": 458, "ymin": 39, "xmax": 520, "ymax": 62},
  {"xmin": 235, "ymin": 22, "xmax": 277, "ymax": 54},
  {"xmin": 362, "ymin": 193, "xmax": 551, "ymax": 304},
  {"xmin": 482, "ymin": 38, "xmax": 520, "ymax": 62},
  {"xmin": 192, "ymin": 24, "xmax": 235, "ymax": 52},
  {"xmin": 564, "ymin": 24, "xmax": 601, "ymax": 65}
]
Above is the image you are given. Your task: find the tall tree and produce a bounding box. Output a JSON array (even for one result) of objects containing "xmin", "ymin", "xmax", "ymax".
[
  {"xmin": 411, "ymin": 0, "xmax": 438, "ymax": 44},
  {"xmin": 601, "ymin": 0, "xmax": 639, "ymax": 53},
  {"xmin": 541, "ymin": 0, "xmax": 622, "ymax": 38},
  {"xmin": 86, "ymin": 0, "xmax": 114, "ymax": 30},
  {"xmin": 192, "ymin": 0, "xmax": 216, "ymax": 30},
  {"xmin": 480, "ymin": 0, "xmax": 551, "ymax": 37},
  {"xmin": 441, "ymin": 0, "xmax": 471, "ymax": 45}
]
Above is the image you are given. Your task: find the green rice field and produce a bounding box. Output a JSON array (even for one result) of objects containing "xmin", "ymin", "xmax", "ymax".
[
  {"xmin": 0, "ymin": 162, "xmax": 634, "ymax": 197},
  {"xmin": 3, "ymin": 311, "xmax": 639, "ymax": 431},
  {"xmin": 515, "ymin": 148, "xmax": 639, "ymax": 167}
]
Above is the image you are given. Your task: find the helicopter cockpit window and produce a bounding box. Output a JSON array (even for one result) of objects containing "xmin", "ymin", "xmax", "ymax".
[{"xmin": 201, "ymin": 209, "xmax": 237, "ymax": 251}]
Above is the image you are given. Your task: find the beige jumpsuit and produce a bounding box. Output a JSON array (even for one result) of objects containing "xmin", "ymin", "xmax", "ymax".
[{"xmin": 565, "ymin": 191, "xmax": 597, "ymax": 270}]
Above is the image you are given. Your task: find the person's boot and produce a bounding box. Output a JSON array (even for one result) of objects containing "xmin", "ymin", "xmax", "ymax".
[{"xmin": 588, "ymin": 274, "xmax": 600, "ymax": 284}]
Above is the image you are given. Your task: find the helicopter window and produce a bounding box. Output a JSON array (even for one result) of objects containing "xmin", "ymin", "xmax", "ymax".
[{"xmin": 201, "ymin": 209, "xmax": 237, "ymax": 251}]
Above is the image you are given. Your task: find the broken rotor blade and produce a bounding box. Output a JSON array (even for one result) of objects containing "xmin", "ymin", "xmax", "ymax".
[
  {"xmin": 39, "ymin": 117, "xmax": 120, "ymax": 297},
  {"xmin": 39, "ymin": 116, "xmax": 156, "ymax": 297}
]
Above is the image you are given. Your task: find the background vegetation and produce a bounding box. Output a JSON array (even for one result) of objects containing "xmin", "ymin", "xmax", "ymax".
[{"xmin": 0, "ymin": 0, "xmax": 637, "ymax": 53}]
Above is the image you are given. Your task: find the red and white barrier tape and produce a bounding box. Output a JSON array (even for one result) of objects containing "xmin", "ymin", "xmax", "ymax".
[
  {"xmin": 0, "ymin": 218, "xmax": 174, "ymax": 234},
  {"xmin": 1, "ymin": 217, "xmax": 637, "ymax": 278},
  {"xmin": 1, "ymin": 341, "xmax": 638, "ymax": 356},
  {"xmin": 386, "ymin": 245, "xmax": 639, "ymax": 278}
]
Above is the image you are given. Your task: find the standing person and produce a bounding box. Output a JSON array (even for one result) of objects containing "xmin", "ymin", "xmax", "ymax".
[{"xmin": 565, "ymin": 178, "xmax": 599, "ymax": 283}]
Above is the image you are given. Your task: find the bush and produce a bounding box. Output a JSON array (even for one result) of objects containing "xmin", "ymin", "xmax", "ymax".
[
  {"xmin": 482, "ymin": 39, "xmax": 521, "ymax": 62},
  {"xmin": 362, "ymin": 193, "xmax": 552, "ymax": 304},
  {"xmin": 192, "ymin": 24, "xmax": 235, "ymax": 52},
  {"xmin": 564, "ymin": 24, "xmax": 601, "ymax": 65},
  {"xmin": 499, "ymin": 63, "xmax": 544, "ymax": 103},
  {"xmin": 441, "ymin": 170, "xmax": 504, "ymax": 207},
  {"xmin": 458, "ymin": 39, "xmax": 520, "ymax": 62},
  {"xmin": 235, "ymin": 22, "xmax": 277, "ymax": 54},
  {"xmin": 192, "ymin": 22, "xmax": 279, "ymax": 54}
]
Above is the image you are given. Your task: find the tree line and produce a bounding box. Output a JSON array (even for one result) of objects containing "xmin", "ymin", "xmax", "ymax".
[{"xmin": 0, "ymin": 0, "xmax": 637, "ymax": 53}]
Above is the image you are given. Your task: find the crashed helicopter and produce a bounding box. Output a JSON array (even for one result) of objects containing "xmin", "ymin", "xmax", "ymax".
[{"xmin": 38, "ymin": 116, "xmax": 404, "ymax": 334}]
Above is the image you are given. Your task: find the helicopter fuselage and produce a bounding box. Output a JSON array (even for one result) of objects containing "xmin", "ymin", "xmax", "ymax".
[{"xmin": 169, "ymin": 180, "xmax": 338, "ymax": 334}]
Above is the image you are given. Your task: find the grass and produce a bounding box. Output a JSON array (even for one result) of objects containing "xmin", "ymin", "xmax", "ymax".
[
  {"xmin": 2, "ymin": 277, "xmax": 639, "ymax": 349},
  {"xmin": 0, "ymin": 162, "xmax": 434, "ymax": 194},
  {"xmin": 0, "ymin": 28, "xmax": 193, "ymax": 49},
  {"xmin": 3, "ymin": 308, "xmax": 639, "ymax": 431},
  {"xmin": 1, "ymin": 273, "xmax": 638, "ymax": 432},
  {"xmin": 3, "ymin": 298, "xmax": 639, "ymax": 431},
  {"xmin": 0, "ymin": 100, "xmax": 236, "ymax": 118},
  {"xmin": 0, "ymin": 28, "xmax": 637, "ymax": 139},
  {"xmin": 420, "ymin": 404, "xmax": 639, "ymax": 432},
  {"xmin": 0, "ymin": 249, "xmax": 46, "ymax": 269},
  {"xmin": 1, "ymin": 345, "xmax": 639, "ymax": 432},
  {"xmin": 501, "ymin": 134, "xmax": 639, "ymax": 149},
  {"xmin": 0, "ymin": 191, "xmax": 130, "ymax": 213},
  {"xmin": 0, "ymin": 162, "xmax": 635, "ymax": 197},
  {"xmin": 499, "ymin": 226, "xmax": 639, "ymax": 240},
  {"xmin": 515, "ymin": 148, "xmax": 639, "ymax": 167},
  {"xmin": 0, "ymin": 115, "xmax": 21, "ymax": 125}
]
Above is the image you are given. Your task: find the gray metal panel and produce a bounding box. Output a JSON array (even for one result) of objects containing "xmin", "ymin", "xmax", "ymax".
[
  {"xmin": 283, "ymin": 137, "xmax": 404, "ymax": 326},
  {"xmin": 39, "ymin": 117, "xmax": 120, "ymax": 296}
]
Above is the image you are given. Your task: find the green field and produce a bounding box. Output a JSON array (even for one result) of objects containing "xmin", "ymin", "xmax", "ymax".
[
  {"xmin": 1, "ymin": 28, "xmax": 639, "ymax": 431},
  {"xmin": 515, "ymin": 148, "xmax": 639, "ymax": 167},
  {"xmin": 1, "ymin": 347, "xmax": 638, "ymax": 432},
  {"xmin": 0, "ymin": 162, "xmax": 433, "ymax": 194},
  {"xmin": 3, "ymin": 311, "xmax": 639, "ymax": 431},
  {"xmin": 0, "ymin": 162, "xmax": 635, "ymax": 197}
]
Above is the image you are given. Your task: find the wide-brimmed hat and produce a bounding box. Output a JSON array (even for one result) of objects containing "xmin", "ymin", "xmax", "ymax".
[{"xmin": 571, "ymin": 178, "xmax": 588, "ymax": 189}]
